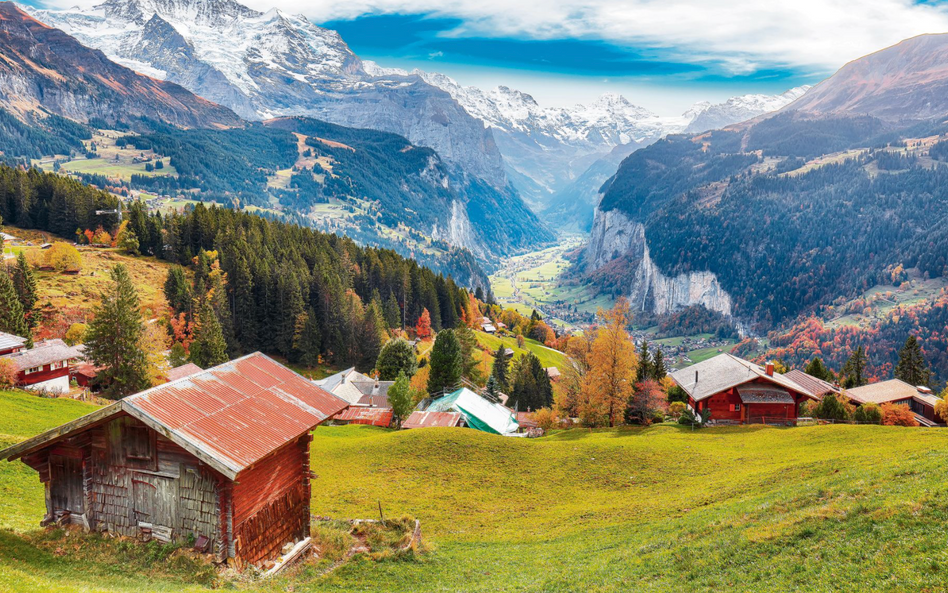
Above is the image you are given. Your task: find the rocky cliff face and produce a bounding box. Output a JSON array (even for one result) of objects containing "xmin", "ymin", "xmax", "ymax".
[{"xmin": 585, "ymin": 207, "xmax": 732, "ymax": 317}]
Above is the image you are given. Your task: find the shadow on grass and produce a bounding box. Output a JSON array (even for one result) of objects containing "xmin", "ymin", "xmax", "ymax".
[{"xmin": 543, "ymin": 423, "xmax": 793, "ymax": 441}]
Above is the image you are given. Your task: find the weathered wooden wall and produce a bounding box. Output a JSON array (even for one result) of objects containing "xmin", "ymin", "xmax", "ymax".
[{"xmin": 231, "ymin": 435, "xmax": 310, "ymax": 564}]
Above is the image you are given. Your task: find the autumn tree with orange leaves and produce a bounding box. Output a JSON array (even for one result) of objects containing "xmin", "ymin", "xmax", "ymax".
[
  {"xmin": 578, "ymin": 299, "xmax": 638, "ymax": 427},
  {"xmin": 415, "ymin": 308, "xmax": 433, "ymax": 340}
]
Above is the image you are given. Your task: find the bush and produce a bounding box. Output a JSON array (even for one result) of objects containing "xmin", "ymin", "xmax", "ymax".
[
  {"xmin": 376, "ymin": 338, "xmax": 418, "ymax": 381},
  {"xmin": 533, "ymin": 407, "xmax": 559, "ymax": 431},
  {"xmin": 666, "ymin": 384, "xmax": 688, "ymax": 404},
  {"xmin": 679, "ymin": 407, "xmax": 710, "ymax": 427},
  {"xmin": 0, "ymin": 358, "xmax": 17, "ymax": 388},
  {"xmin": 812, "ymin": 393, "xmax": 852, "ymax": 421},
  {"xmin": 853, "ymin": 403, "xmax": 882, "ymax": 424},
  {"xmin": 667, "ymin": 401, "xmax": 686, "ymax": 420},
  {"xmin": 881, "ymin": 403, "xmax": 919, "ymax": 427},
  {"xmin": 799, "ymin": 399, "xmax": 817, "ymax": 417},
  {"xmin": 65, "ymin": 323, "xmax": 87, "ymax": 346},
  {"xmin": 45, "ymin": 242, "xmax": 82, "ymax": 273}
]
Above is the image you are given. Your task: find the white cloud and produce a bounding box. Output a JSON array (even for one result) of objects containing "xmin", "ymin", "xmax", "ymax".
[
  {"xmin": 256, "ymin": 0, "xmax": 948, "ymax": 74},
  {"xmin": 39, "ymin": 0, "xmax": 948, "ymax": 75}
]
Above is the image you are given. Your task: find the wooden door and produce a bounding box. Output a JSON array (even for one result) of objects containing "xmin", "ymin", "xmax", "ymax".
[
  {"xmin": 49, "ymin": 455, "xmax": 83, "ymax": 514},
  {"xmin": 132, "ymin": 473, "xmax": 178, "ymax": 532}
]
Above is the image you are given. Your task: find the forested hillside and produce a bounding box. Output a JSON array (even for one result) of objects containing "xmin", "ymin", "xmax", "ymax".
[{"xmin": 0, "ymin": 164, "xmax": 478, "ymax": 368}]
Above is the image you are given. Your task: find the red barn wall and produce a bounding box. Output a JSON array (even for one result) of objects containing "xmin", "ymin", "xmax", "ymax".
[{"xmin": 230, "ymin": 434, "xmax": 311, "ymax": 564}]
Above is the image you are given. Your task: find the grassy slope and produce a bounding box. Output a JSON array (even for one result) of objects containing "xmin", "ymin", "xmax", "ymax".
[
  {"xmin": 1, "ymin": 394, "xmax": 947, "ymax": 591},
  {"xmin": 474, "ymin": 330, "xmax": 569, "ymax": 371}
]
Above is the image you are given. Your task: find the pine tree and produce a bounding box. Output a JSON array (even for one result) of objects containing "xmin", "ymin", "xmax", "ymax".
[
  {"xmin": 895, "ymin": 336, "xmax": 930, "ymax": 387},
  {"xmin": 0, "ymin": 270, "xmax": 30, "ymax": 344},
  {"xmin": 841, "ymin": 346, "xmax": 868, "ymax": 388},
  {"xmin": 11, "ymin": 251, "xmax": 37, "ymax": 327},
  {"xmin": 384, "ymin": 291, "xmax": 401, "ymax": 329},
  {"xmin": 163, "ymin": 265, "xmax": 192, "ymax": 316},
  {"xmin": 427, "ymin": 329, "xmax": 462, "ymax": 397},
  {"xmin": 295, "ymin": 309, "xmax": 321, "ymax": 368},
  {"xmin": 804, "ymin": 357, "xmax": 834, "ymax": 382},
  {"xmin": 636, "ymin": 340, "xmax": 652, "ymax": 383},
  {"xmin": 652, "ymin": 349, "xmax": 667, "ymax": 382},
  {"xmin": 490, "ymin": 344, "xmax": 509, "ymax": 392},
  {"xmin": 84, "ymin": 264, "xmax": 148, "ymax": 398},
  {"xmin": 485, "ymin": 375, "xmax": 499, "ymax": 400},
  {"xmin": 455, "ymin": 326, "xmax": 483, "ymax": 383},
  {"xmin": 190, "ymin": 302, "xmax": 228, "ymax": 369}
]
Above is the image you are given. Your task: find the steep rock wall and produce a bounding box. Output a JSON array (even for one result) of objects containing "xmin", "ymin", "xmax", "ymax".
[{"xmin": 585, "ymin": 207, "xmax": 733, "ymax": 317}]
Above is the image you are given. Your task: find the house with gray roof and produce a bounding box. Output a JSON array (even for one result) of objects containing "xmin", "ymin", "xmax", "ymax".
[{"xmin": 671, "ymin": 354, "xmax": 818, "ymax": 425}]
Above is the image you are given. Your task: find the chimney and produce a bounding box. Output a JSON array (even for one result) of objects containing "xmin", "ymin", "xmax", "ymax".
[
  {"xmin": 766, "ymin": 362, "xmax": 774, "ymax": 377},
  {"xmin": 694, "ymin": 370, "xmax": 699, "ymax": 384}
]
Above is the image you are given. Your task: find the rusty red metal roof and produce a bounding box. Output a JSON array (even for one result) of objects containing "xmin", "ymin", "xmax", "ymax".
[
  {"xmin": 165, "ymin": 362, "xmax": 203, "ymax": 382},
  {"xmin": 332, "ymin": 406, "xmax": 393, "ymax": 427},
  {"xmin": 402, "ymin": 410, "xmax": 463, "ymax": 429},
  {"xmin": 124, "ymin": 353, "xmax": 347, "ymax": 478}
]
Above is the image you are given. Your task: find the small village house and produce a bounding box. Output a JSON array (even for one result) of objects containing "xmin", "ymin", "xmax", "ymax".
[
  {"xmin": 1, "ymin": 339, "xmax": 83, "ymax": 394},
  {"xmin": 845, "ymin": 379, "xmax": 945, "ymax": 426},
  {"xmin": 670, "ymin": 354, "xmax": 818, "ymax": 424},
  {"xmin": 0, "ymin": 353, "xmax": 348, "ymax": 565},
  {"xmin": 164, "ymin": 362, "xmax": 203, "ymax": 382},
  {"xmin": 0, "ymin": 331, "xmax": 27, "ymax": 357},
  {"xmin": 315, "ymin": 367, "xmax": 394, "ymax": 407}
]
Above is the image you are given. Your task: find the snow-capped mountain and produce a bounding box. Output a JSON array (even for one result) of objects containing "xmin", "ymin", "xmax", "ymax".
[
  {"xmin": 24, "ymin": 0, "xmax": 507, "ymax": 187},
  {"xmin": 684, "ymin": 87, "xmax": 810, "ymax": 133}
]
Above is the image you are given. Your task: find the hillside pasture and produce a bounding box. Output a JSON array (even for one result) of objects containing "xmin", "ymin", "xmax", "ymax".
[{"xmin": 0, "ymin": 392, "xmax": 946, "ymax": 591}]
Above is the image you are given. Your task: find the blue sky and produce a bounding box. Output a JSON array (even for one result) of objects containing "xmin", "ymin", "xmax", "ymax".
[{"xmin": 322, "ymin": 13, "xmax": 821, "ymax": 113}]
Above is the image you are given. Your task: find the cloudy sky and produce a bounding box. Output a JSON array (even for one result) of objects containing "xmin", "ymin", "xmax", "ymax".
[{"xmin": 39, "ymin": 0, "xmax": 948, "ymax": 114}]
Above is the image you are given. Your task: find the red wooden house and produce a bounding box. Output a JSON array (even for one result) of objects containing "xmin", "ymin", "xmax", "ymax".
[
  {"xmin": 671, "ymin": 354, "xmax": 818, "ymax": 424},
  {"xmin": 1, "ymin": 339, "xmax": 82, "ymax": 394},
  {"xmin": 0, "ymin": 353, "xmax": 348, "ymax": 566}
]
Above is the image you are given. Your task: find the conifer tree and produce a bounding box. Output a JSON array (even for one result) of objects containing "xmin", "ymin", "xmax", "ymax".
[
  {"xmin": 11, "ymin": 251, "xmax": 37, "ymax": 327},
  {"xmin": 427, "ymin": 329, "xmax": 462, "ymax": 397},
  {"xmin": 0, "ymin": 270, "xmax": 30, "ymax": 344},
  {"xmin": 490, "ymin": 344, "xmax": 509, "ymax": 392},
  {"xmin": 295, "ymin": 309, "xmax": 321, "ymax": 368},
  {"xmin": 485, "ymin": 375, "xmax": 499, "ymax": 400},
  {"xmin": 841, "ymin": 346, "xmax": 868, "ymax": 388},
  {"xmin": 804, "ymin": 357, "xmax": 834, "ymax": 382},
  {"xmin": 163, "ymin": 265, "xmax": 192, "ymax": 316},
  {"xmin": 190, "ymin": 302, "xmax": 228, "ymax": 369},
  {"xmin": 652, "ymin": 349, "xmax": 667, "ymax": 382},
  {"xmin": 895, "ymin": 336, "xmax": 930, "ymax": 387},
  {"xmin": 636, "ymin": 340, "xmax": 652, "ymax": 383},
  {"xmin": 376, "ymin": 338, "xmax": 417, "ymax": 381},
  {"xmin": 84, "ymin": 264, "xmax": 148, "ymax": 398},
  {"xmin": 384, "ymin": 291, "xmax": 401, "ymax": 329}
]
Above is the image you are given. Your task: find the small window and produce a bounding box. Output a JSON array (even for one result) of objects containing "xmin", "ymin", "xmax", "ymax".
[
  {"xmin": 51, "ymin": 361, "xmax": 65, "ymax": 370},
  {"xmin": 123, "ymin": 425, "xmax": 155, "ymax": 461},
  {"xmin": 25, "ymin": 366, "xmax": 40, "ymax": 375},
  {"xmin": 730, "ymin": 403, "xmax": 742, "ymax": 412}
]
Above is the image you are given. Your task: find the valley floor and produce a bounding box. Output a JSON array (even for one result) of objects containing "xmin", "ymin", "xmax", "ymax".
[{"xmin": 1, "ymin": 391, "xmax": 946, "ymax": 592}]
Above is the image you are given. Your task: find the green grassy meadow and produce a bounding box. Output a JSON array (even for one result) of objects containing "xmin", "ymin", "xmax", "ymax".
[
  {"xmin": 474, "ymin": 331, "xmax": 569, "ymax": 371},
  {"xmin": 1, "ymin": 391, "xmax": 947, "ymax": 592}
]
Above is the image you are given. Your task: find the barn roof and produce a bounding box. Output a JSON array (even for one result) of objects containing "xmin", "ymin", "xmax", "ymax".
[
  {"xmin": 402, "ymin": 410, "xmax": 463, "ymax": 429},
  {"xmin": 737, "ymin": 385, "xmax": 796, "ymax": 404},
  {"xmin": 0, "ymin": 353, "xmax": 348, "ymax": 480},
  {"xmin": 165, "ymin": 362, "xmax": 203, "ymax": 382},
  {"xmin": 846, "ymin": 379, "xmax": 927, "ymax": 405},
  {"xmin": 783, "ymin": 370, "xmax": 838, "ymax": 399},
  {"xmin": 332, "ymin": 406, "xmax": 393, "ymax": 427},
  {"xmin": 1, "ymin": 339, "xmax": 82, "ymax": 371},
  {"xmin": 670, "ymin": 354, "xmax": 813, "ymax": 403}
]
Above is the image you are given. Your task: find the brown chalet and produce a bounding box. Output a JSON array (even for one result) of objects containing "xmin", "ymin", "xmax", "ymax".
[
  {"xmin": 0, "ymin": 353, "xmax": 348, "ymax": 566},
  {"xmin": 671, "ymin": 354, "xmax": 818, "ymax": 424},
  {"xmin": 845, "ymin": 379, "xmax": 946, "ymax": 426}
]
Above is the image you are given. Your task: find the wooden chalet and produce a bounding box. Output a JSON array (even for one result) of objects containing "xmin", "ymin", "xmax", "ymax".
[
  {"xmin": 845, "ymin": 379, "xmax": 945, "ymax": 426},
  {"xmin": 670, "ymin": 354, "xmax": 818, "ymax": 424},
  {"xmin": 1, "ymin": 339, "xmax": 82, "ymax": 394},
  {"xmin": 0, "ymin": 353, "xmax": 348, "ymax": 566}
]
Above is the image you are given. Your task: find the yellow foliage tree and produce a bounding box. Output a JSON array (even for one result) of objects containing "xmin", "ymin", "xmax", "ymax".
[
  {"xmin": 45, "ymin": 242, "xmax": 82, "ymax": 273},
  {"xmin": 140, "ymin": 321, "xmax": 171, "ymax": 386},
  {"xmin": 578, "ymin": 299, "xmax": 638, "ymax": 427}
]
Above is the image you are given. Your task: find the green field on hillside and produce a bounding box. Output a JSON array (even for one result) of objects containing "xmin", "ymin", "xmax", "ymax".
[
  {"xmin": 1, "ymin": 391, "xmax": 947, "ymax": 592},
  {"xmin": 474, "ymin": 331, "xmax": 569, "ymax": 371}
]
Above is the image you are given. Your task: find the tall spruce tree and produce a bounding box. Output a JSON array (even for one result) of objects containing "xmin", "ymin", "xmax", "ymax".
[
  {"xmin": 0, "ymin": 270, "xmax": 30, "ymax": 344},
  {"xmin": 652, "ymin": 349, "xmax": 667, "ymax": 382},
  {"xmin": 804, "ymin": 357, "xmax": 834, "ymax": 382},
  {"xmin": 841, "ymin": 346, "xmax": 868, "ymax": 388},
  {"xmin": 190, "ymin": 302, "xmax": 228, "ymax": 369},
  {"xmin": 163, "ymin": 265, "xmax": 192, "ymax": 316},
  {"xmin": 84, "ymin": 264, "xmax": 148, "ymax": 398},
  {"xmin": 895, "ymin": 336, "xmax": 931, "ymax": 387},
  {"xmin": 636, "ymin": 340, "xmax": 653, "ymax": 383},
  {"xmin": 427, "ymin": 329, "xmax": 462, "ymax": 397},
  {"xmin": 11, "ymin": 251, "xmax": 37, "ymax": 327},
  {"xmin": 295, "ymin": 309, "xmax": 321, "ymax": 367},
  {"xmin": 490, "ymin": 344, "xmax": 509, "ymax": 392}
]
